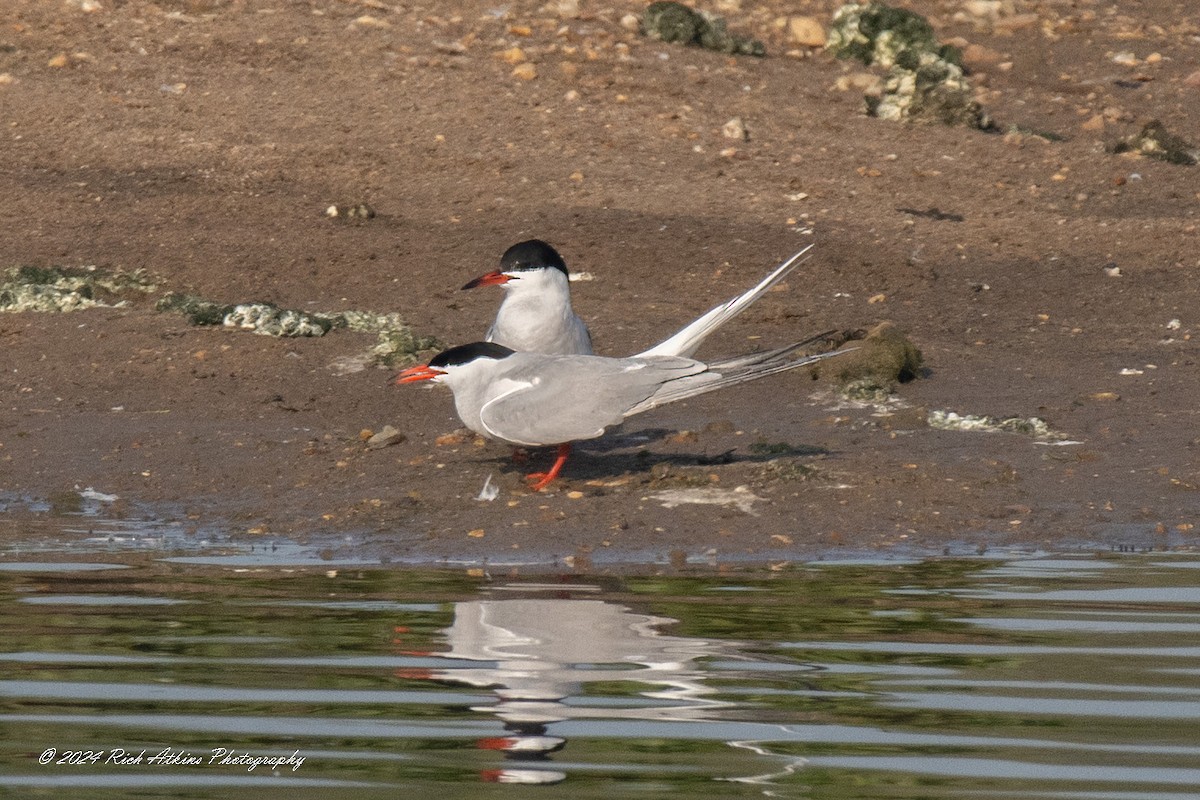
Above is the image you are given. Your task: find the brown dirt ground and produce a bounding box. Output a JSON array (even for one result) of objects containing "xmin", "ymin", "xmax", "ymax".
[{"xmin": 1, "ymin": 0, "xmax": 1198, "ymax": 570}]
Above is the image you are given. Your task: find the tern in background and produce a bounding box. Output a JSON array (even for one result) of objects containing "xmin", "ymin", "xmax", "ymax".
[
  {"xmin": 462, "ymin": 240, "xmax": 815, "ymax": 358},
  {"xmin": 461, "ymin": 239, "xmax": 593, "ymax": 356}
]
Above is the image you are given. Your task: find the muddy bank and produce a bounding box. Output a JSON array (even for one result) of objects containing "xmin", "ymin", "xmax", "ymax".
[{"xmin": 2, "ymin": 0, "xmax": 1198, "ymax": 569}]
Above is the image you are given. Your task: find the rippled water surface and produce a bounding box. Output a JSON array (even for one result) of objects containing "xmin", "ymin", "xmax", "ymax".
[{"xmin": 3, "ymin": 544, "xmax": 1199, "ymax": 798}]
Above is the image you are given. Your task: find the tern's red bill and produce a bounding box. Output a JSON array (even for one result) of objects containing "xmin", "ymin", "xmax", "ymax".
[
  {"xmin": 461, "ymin": 270, "xmax": 512, "ymax": 290},
  {"xmin": 395, "ymin": 365, "xmax": 444, "ymax": 384}
]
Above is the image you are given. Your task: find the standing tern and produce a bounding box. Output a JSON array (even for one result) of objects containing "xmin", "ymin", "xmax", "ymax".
[
  {"xmin": 463, "ymin": 240, "xmax": 815, "ymax": 358},
  {"xmin": 397, "ymin": 333, "xmax": 849, "ymax": 491},
  {"xmin": 461, "ymin": 239, "xmax": 593, "ymax": 356}
]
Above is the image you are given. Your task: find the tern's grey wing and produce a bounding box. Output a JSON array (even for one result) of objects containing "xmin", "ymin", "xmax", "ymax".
[
  {"xmin": 626, "ymin": 347, "xmax": 849, "ymax": 416},
  {"xmin": 478, "ymin": 354, "xmax": 705, "ymax": 446}
]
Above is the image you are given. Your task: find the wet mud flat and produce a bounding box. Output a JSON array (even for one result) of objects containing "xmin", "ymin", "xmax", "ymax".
[{"xmin": 2, "ymin": 0, "xmax": 1199, "ymax": 567}]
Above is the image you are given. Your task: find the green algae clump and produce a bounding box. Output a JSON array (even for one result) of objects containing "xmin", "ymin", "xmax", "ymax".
[{"xmin": 642, "ymin": 1, "xmax": 765, "ymax": 57}]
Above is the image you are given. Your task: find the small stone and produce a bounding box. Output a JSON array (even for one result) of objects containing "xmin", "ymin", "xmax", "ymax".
[
  {"xmin": 993, "ymin": 13, "xmax": 1039, "ymax": 33},
  {"xmin": 1081, "ymin": 114, "xmax": 1105, "ymax": 131},
  {"xmin": 721, "ymin": 117, "xmax": 748, "ymax": 140},
  {"xmin": 567, "ymin": 491, "xmax": 584, "ymax": 499},
  {"xmin": 1111, "ymin": 51, "xmax": 1138, "ymax": 66},
  {"xmin": 1183, "ymin": 69, "xmax": 1200, "ymax": 88},
  {"xmin": 508, "ymin": 24, "xmax": 532, "ymax": 37},
  {"xmin": 1090, "ymin": 392, "xmax": 1121, "ymax": 402},
  {"xmin": 867, "ymin": 293, "xmax": 886, "ymax": 304},
  {"xmin": 1144, "ymin": 51, "xmax": 1162, "ymax": 64},
  {"xmin": 787, "ymin": 16, "xmax": 825, "ymax": 47},
  {"xmin": 48, "ymin": 53, "xmax": 70, "ymax": 68},
  {"xmin": 833, "ymin": 72, "xmax": 882, "ymax": 93},
  {"xmin": 962, "ymin": 43, "xmax": 1003, "ymax": 66},
  {"xmin": 435, "ymin": 431, "xmax": 469, "ymax": 446},
  {"xmin": 467, "ymin": 528, "xmax": 485, "ymax": 538},
  {"xmin": 351, "ymin": 15, "xmax": 391, "ymax": 29},
  {"xmin": 963, "ymin": 0, "xmax": 1001, "ymax": 18},
  {"xmin": 366, "ymin": 425, "xmax": 406, "ymax": 450},
  {"xmin": 499, "ymin": 46, "xmax": 527, "ymax": 64},
  {"xmin": 620, "ymin": 13, "xmax": 641, "ymax": 32},
  {"xmin": 512, "ymin": 62, "xmax": 538, "ymax": 80}
]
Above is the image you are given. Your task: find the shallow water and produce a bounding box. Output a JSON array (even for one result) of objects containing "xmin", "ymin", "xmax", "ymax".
[{"xmin": 2, "ymin": 542, "xmax": 1199, "ymax": 798}]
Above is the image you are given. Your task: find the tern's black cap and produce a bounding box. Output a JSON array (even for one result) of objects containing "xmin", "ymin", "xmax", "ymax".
[
  {"xmin": 428, "ymin": 342, "xmax": 516, "ymax": 369},
  {"xmin": 500, "ymin": 239, "xmax": 568, "ymax": 276}
]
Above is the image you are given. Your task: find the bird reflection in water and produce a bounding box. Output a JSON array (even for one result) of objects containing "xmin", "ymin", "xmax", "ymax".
[{"xmin": 395, "ymin": 585, "xmax": 730, "ymax": 786}]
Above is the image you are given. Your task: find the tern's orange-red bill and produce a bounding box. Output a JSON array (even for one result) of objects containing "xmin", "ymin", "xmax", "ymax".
[
  {"xmin": 461, "ymin": 270, "xmax": 512, "ymax": 290},
  {"xmin": 396, "ymin": 365, "xmax": 443, "ymax": 384}
]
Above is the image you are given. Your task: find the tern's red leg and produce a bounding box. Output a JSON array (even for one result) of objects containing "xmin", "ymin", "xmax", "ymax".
[{"xmin": 526, "ymin": 443, "xmax": 572, "ymax": 492}]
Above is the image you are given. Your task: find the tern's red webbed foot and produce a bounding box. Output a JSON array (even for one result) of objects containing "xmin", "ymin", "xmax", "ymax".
[{"xmin": 524, "ymin": 443, "xmax": 572, "ymax": 491}]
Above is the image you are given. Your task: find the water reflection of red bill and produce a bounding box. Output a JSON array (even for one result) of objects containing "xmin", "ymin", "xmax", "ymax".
[
  {"xmin": 476, "ymin": 736, "xmax": 566, "ymax": 755},
  {"xmin": 480, "ymin": 768, "xmax": 568, "ymax": 785}
]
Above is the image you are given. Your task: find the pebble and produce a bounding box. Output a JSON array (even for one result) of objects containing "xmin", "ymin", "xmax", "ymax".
[
  {"xmin": 366, "ymin": 425, "xmax": 405, "ymax": 450},
  {"xmin": 1183, "ymin": 69, "xmax": 1200, "ymax": 88},
  {"xmin": 721, "ymin": 117, "xmax": 748, "ymax": 141},
  {"xmin": 993, "ymin": 13, "xmax": 1039, "ymax": 33},
  {"xmin": 512, "ymin": 62, "xmax": 538, "ymax": 80},
  {"xmin": 620, "ymin": 13, "xmax": 641, "ymax": 32},
  {"xmin": 499, "ymin": 46, "xmax": 527, "ymax": 64},
  {"xmin": 962, "ymin": 43, "xmax": 1004, "ymax": 66},
  {"xmin": 962, "ymin": 0, "xmax": 1002, "ymax": 20},
  {"xmin": 787, "ymin": 16, "xmax": 826, "ymax": 48},
  {"xmin": 833, "ymin": 72, "xmax": 881, "ymax": 93},
  {"xmin": 351, "ymin": 15, "xmax": 391, "ymax": 30}
]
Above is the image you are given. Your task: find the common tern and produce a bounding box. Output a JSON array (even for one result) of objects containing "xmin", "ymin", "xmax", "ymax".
[
  {"xmin": 461, "ymin": 239, "xmax": 593, "ymax": 356},
  {"xmin": 465, "ymin": 240, "xmax": 815, "ymax": 360},
  {"xmin": 397, "ymin": 333, "xmax": 848, "ymax": 491}
]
